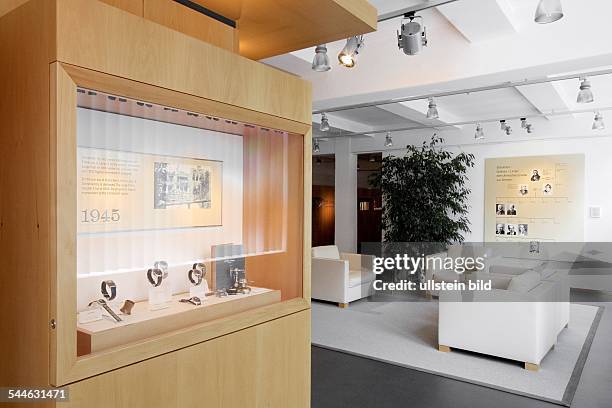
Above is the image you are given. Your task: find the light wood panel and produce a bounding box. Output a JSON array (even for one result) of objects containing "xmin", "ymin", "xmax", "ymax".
[
  {"xmin": 65, "ymin": 310, "xmax": 311, "ymax": 408},
  {"xmin": 77, "ymin": 289, "xmax": 280, "ymax": 355},
  {"xmin": 99, "ymin": 0, "xmax": 144, "ymax": 16},
  {"xmin": 190, "ymin": 0, "xmax": 378, "ymax": 60},
  {"xmin": 0, "ymin": 0, "xmax": 55, "ymax": 400},
  {"xmin": 55, "ymin": 0, "xmax": 312, "ymax": 124},
  {"xmin": 50, "ymin": 62, "xmax": 311, "ymax": 385},
  {"xmin": 144, "ymin": 0, "xmax": 237, "ymax": 52},
  {"xmin": 244, "ymin": 130, "xmax": 305, "ymax": 301},
  {"xmin": 63, "ymin": 64, "xmax": 310, "ymax": 136},
  {"xmin": 0, "ymin": 0, "xmax": 28, "ymax": 16}
]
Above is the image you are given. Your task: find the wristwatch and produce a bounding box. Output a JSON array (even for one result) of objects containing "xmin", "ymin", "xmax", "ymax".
[
  {"xmin": 188, "ymin": 263, "xmax": 206, "ymax": 285},
  {"xmin": 154, "ymin": 260, "xmax": 169, "ymax": 279},
  {"xmin": 89, "ymin": 299, "xmax": 122, "ymax": 322},
  {"xmin": 147, "ymin": 268, "xmax": 164, "ymax": 287},
  {"xmin": 101, "ymin": 280, "xmax": 117, "ymax": 301}
]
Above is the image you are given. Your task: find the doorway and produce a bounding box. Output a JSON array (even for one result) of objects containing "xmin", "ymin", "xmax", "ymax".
[
  {"xmin": 357, "ymin": 153, "xmax": 382, "ymax": 252},
  {"xmin": 312, "ymin": 155, "xmax": 335, "ymax": 247}
]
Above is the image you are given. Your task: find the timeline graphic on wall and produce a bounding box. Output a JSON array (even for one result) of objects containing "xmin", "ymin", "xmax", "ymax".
[{"xmin": 484, "ymin": 154, "xmax": 585, "ymax": 242}]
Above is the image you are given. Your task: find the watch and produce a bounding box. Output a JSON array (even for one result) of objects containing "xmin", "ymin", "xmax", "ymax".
[
  {"xmin": 147, "ymin": 268, "xmax": 164, "ymax": 287},
  {"xmin": 101, "ymin": 280, "xmax": 117, "ymax": 301},
  {"xmin": 154, "ymin": 260, "xmax": 169, "ymax": 279},
  {"xmin": 188, "ymin": 263, "xmax": 206, "ymax": 285}
]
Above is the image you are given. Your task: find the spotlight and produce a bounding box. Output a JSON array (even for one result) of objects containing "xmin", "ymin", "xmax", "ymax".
[
  {"xmin": 313, "ymin": 139, "xmax": 320, "ymax": 153},
  {"xmin": 500, "ymin": 120, "xmax": 512, "ymax": 135},
  {"xmin": 397, "ymin": 13, "xmax": 427, "ymax": 55},
  {"xmin": 593, "ymin": 112, "xmax": 605, "ymax": 130},
  {"xmin": 384, "ymin": 132, "xmax": 393, "ymax": 147},
  {"xmin": 475, "ymin": 123, "xmax": 485, "ymax": 140},
  {"xmin": 577, "ymin": 77, "xmax": 594, "ymax": 103},
  {"xmin": 534, "ymin": 0, "xmax": 564, "ymax": 24},
  {"xmin": 521, "ymin": 118, "xmax": 534, "ymax": 133},
  {"xmin": 338, "ymin": 36, "xmax": 364, "ymax": 68},
  {"xmin": 426, "ymin": 98, "xmax": 439, "ymax": 119},
  {"xmin": 312, "ymin": 44, "xmax": 331, "ymax": 72},
  {"xmin": 320, "ymin": 113, "xmax": 330, "ymax": 132}
]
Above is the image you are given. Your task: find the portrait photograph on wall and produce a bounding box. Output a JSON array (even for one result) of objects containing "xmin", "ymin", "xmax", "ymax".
[{"xmin": 484, "ymin": 154, "xmax": 585, "ymax": 242}]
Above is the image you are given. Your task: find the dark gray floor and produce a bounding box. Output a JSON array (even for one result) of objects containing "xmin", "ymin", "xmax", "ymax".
[{"xmin": 311, "ymin": 290, "xmax": 612, "ymax": 408}]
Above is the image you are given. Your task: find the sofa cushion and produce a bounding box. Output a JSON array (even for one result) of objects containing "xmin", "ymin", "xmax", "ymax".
[
  {"xmin": 312, "ymin": 245, "xmax": 340, "ymax": 260},
  {"xmin": 434, "ymin": 269, "xmax": 462, "ymax": 283},
  {"xmin": 349, "ymin": 269, "xmax": 374, "ymax": 288},
  {"xmin": 507, "ymin": 270, "xmax": 541, "ymax": 293},
  {"xmin": 489, "ymin": 264, "xmax": 530, "ymax": 276}
]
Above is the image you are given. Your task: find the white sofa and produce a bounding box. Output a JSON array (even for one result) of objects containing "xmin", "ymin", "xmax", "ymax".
[
  {"xmin": 425, "ymin": 246, "xmax": 570, "ymax": 334},
  {"xmin": 311, "ymin": 245, "xmax": 375, "ymax": 307},
  {"xmin": 438, "ymin": 272, "xmax": 559, "ymax": 371}
]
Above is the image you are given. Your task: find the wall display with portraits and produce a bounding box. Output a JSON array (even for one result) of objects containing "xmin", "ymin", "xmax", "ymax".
[{"xmin": 484, "ymin": 154, "xmax": 585, "ymax": 242}]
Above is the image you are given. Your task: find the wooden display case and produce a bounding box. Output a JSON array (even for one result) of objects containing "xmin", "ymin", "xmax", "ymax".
[{"xmin": 0, "ymin": 0, "xmax": 376, "ymax": 405}]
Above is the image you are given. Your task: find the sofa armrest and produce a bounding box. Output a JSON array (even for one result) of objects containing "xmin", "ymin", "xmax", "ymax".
[
  {"xmin": 311, "ymin": 257, "xmax": 349, "ymax": 303},
  {"xmin": 341, "ymin": 252, "xmax": 375, "ymax": 272}
]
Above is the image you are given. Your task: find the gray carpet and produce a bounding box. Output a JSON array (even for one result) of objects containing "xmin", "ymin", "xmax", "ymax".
[{"xmin": 312, "ymin": 301, "xmax": 602, "ymax": 406}]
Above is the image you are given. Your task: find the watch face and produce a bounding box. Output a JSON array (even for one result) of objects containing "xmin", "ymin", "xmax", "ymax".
[
  {"xmin": 101, "ymin": 280, "xmax": 117, "ymax": 301},
  {"xmin": 154, "ymin": 261, "xmax": 169, "ymax": 278},
  {"xmin": 147, "ymin": 268, "xmax": 164, "ymax": 287}
]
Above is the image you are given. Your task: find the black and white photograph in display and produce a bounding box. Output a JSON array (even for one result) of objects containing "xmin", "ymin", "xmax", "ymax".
[
  {"xmin": 506, "ymin": 224, "xmax": 517, "ymax": 235},
  {"xmin": 496, "ymin": 203, "xmax": 506, "ymax": 215},
  {"xmin": 506, "ymin": 203, "xmax": 517, "ymax": 216},
  {"xmin": 496, "ymin": 223, "xmax": 505, "ymax": 235},
  {"xmin": 154, "ymin": 162, "xmax": 212, "ymax": 209}
]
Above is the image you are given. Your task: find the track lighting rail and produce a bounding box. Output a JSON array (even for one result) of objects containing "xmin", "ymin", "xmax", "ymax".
[
  {"xmin": 377, "ymin": 0, "xmax": 460, "ymax": 23},
  {"xmin": 312, "ymin": 68, "xmax": 612, "ymax": 116},
  {"xmin": 321, "ymin": 106, "xmax": 612, "ymax": 138}
]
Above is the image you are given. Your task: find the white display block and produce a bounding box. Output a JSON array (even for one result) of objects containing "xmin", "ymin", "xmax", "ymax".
[
  {"xmin": 148, "ymin": 285, "xmax": 172, "ymax": 311},
  {"xmin": 189, "ymin": 281, "xmax": 209, "ymax": 299},
  {"xmin": 78, "ymin": 307, "xmax": 103, "ymax": 324}
]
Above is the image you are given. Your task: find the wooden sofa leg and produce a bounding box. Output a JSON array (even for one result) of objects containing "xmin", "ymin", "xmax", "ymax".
[
  {"xmin": 525, "ymin": 362, "xmax": 539, "ymax": 372},
  {"xmin": 438, "ymin": 345, "xmax": 451, "ymax": 353},
  {"xmin": 338, "ymin": 302, "xmax": 349, "ymax": 308}
]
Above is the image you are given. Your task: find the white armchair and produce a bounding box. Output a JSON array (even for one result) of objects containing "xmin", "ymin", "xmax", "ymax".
[
  {"xmin": 438, "ymin": 272, "xmax": 559, "ymax": 371},
  {"xmin": 311, "ymin": 245, "xmax": 375, "ymax": 307}
]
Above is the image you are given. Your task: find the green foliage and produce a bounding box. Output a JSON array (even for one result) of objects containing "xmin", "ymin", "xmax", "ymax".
[{"xmin": 370, "ymin": 135, "xmax": 475, "ymax": 244}]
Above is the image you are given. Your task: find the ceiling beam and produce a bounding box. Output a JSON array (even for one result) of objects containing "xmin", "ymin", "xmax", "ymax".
[
  {"xmin": 377, "ymin": 101, "xmax": 462, "ymax": 129},
  {"xmin": 436, "ymin": 0, "xmax": 517, "ymax": 43},
  {"xmin": 515, "ymin": 82, "xmax": 575, "ymax": 120}
]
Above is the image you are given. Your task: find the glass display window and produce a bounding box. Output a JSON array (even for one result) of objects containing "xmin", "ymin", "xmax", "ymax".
[{"xmin": 68, "ymin": 86, "xmax": 304, "ymax": 358}]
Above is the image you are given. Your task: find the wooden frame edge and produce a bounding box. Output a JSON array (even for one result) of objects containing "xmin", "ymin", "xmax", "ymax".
[{"xmin": 51, "ymin": 62, "xmax": 312, "ymax": 386}]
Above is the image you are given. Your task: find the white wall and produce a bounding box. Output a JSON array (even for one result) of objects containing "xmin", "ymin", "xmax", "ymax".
[
  {"xmin": 334, "ymin": 138, "xmax": 357, "ymax": 252},
  {"xmin": 76, "ymin": 108, "xmax": 243, "ymax": 309},
  {"xmin": 315, "ymin": 115, "xmax": 612, "ymax": 246}
]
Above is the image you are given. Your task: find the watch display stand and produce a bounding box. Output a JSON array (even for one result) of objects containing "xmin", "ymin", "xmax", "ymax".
[
  {"xmin": 148, "ymin": 282, "xmax": 172, "ymax": 311},
  {"xmin": 190, "ymin": 280, "xmax": 209, "ymax": 299}
]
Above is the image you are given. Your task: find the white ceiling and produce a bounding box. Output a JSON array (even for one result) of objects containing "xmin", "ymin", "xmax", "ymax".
[{"xmin": 263, "ymin": 0, "xmax": 612, "ymax": 141}]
